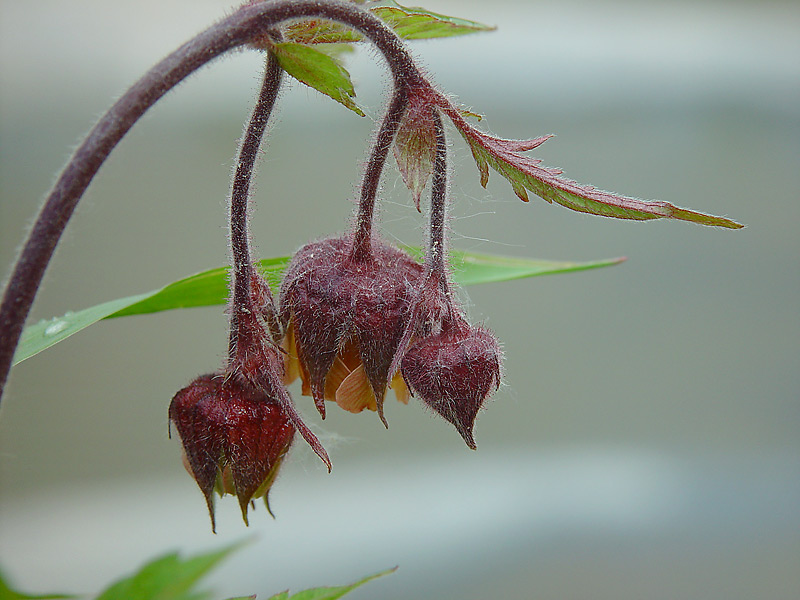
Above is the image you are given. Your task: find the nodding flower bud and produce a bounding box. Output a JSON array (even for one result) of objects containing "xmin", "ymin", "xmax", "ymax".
[
  {"xmin": 401, "ymin": 315, "xmax": 501, "ymax": 449},
  {"xmin": 279, "ymin": 234, "xmax": 422, "ymax": 425},
  {"xmin": 169, "ymin": 373, "xmax": 294, "ymax": 532}
]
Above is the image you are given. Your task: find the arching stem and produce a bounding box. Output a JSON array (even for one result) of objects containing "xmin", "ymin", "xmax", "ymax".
[
  {"xmin": 348, "ymin": 87, "xmax": 409, "ymax": 263},
  {"xmin": 0, "ymin": 0, "xmax": 425, "ymax": 402},
  {"xmin": 228, "ymin": 47, "xmax": 283, "ymax": 365},
  {"xmin": 428, "ymin": 109, "xmax": 449, "ymax": 291},
  {"xmin": 225, "ymin": 45, "xmax": 331, "ymax": 469},
  {"xmin": 385, "ymin": 108, "xmax": 451, "ymax": 381}
]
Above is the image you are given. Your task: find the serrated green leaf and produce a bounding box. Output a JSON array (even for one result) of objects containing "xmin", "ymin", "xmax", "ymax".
[
  {"xmin": 12, "ymin": 250, "xmax": 623, "ymax": 367},
  {"xmin": 0, "ymin": 568, "xmax": 74, "ymax": 600},
  {"xmin": 283, "ymin": 20, "xmax": 362, "ymax": 45},
  {"xmin": 444, "ymin": 107, "xmax": 744, "ymax": 229},
  {"xmin": 372, "ymin": 1, "xmax": 494, "ymax": 40},
  {"xmin": 271, "ymin": 42, "xmax": 364, "ymax": 116},
  {"xmin": 95, "ymin": 543, "xmax": 242, "ymax": 600},
  {"xmin": 285, "ymin": 568, "xmax": 395, "ymax": 600},
  {"xmin": 282, "ymin": 3, "xmax": 493, "ymax": 45}
]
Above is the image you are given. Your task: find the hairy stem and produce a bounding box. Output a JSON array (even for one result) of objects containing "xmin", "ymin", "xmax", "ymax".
[
  {"xmin": 428, "ymin": 109, "xmax": 449, "ymax": 287},
  {"xmin": 228, "ymin": 49, "xmax": 283, "ymax": 364},
  {"xmin": 349, "ymin": 87, "xmax": 410, "ymax": 263},
  {"xmin": 0, "ymin": 0, "xmax": 424, "ymax": 402}
]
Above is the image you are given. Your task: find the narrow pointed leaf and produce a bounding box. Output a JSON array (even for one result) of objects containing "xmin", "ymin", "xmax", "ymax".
[
  {"xmin": 393, "ymin": 99, "xmax": 437, "ymax": 210},
  {"xmin": 12, "ymin": 250, "xmax": 622, "ymax": 366},
  {"xmin": 436, "ymin": 249, "xmax": 626, "ymax": 286},
  {"xmin": 272, "ymin": 42, "xmax": 364, "ymax": 116},
  {"xmin": 444, "ymin": 107, "xmax": 743, "ymax": 229},
  {"xmin": 372, "ymin": 1, "xmax": 495, "ymax": 40}
]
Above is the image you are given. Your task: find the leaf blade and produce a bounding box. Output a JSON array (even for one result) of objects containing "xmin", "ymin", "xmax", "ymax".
[
  {"xmin": 372, "ymin": 1, "xmax": 495, "ymax": 40},
  {"xmin": 287, "ymin": 568, "xmax": 395, "ymax": 600},
  {"xmin": 12, "ymin": 249, "xmax": 623, "ymax": 366},
  {"xmin": 271, "ymin": 42, "xmax": 364, "ymax": 116},
  {"xmin": 0, "ymin": 568, "xmax": 74, "ymax": 600},
  {"xmin": 95, "ymin": 543, "xmax": 242, "ymax": 600},
  {"xmin": 444, "ymin": 105, "xmax": 744, "ymax": 229}
]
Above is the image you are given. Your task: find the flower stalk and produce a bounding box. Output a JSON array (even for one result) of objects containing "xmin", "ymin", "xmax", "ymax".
[{"xmin": 0, "ymin": 0, "xmax": 427, "ymax": 402}]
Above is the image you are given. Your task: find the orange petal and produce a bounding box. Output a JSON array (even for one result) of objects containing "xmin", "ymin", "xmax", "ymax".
[
  {"xmin": 324, "ymin": 354, "xmax": 354, "ymax": 402},
  {"xmin": 390, "ymin": 371, "xmax": 410, "ymax": 405},
  {"xmin": 335, "ymin": 364, "xmax": 378, "ymax": 413},
  {"xmin": 282, "ymin": 320, "xmax": 300, "ymax": 385},
  {"xmin": 287, "ymin": 320, "xmax": 313, "ymax": 397}
]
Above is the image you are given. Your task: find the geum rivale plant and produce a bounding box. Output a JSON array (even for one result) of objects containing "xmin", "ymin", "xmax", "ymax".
[{"xmin": 0, "ymin": 0, "xmax": 742, "ymax": 531}]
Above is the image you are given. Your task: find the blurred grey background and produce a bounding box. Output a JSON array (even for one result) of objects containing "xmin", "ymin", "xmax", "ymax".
[{"xmin": 1, "ymin": 0, "xmax": 798, "ymax": 598}]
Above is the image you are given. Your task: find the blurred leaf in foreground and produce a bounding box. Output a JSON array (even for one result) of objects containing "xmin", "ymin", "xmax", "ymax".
[
  {"xmin": 95, "ymin": 543, "xmax": 242, "ymax": 600},
  {"xmin": 0, "ymin": 568, "xmax": 74, "ymax": 599},
  {"xmin": 264, "ymin": 568, "xmax": 395, "ymax": 600}
]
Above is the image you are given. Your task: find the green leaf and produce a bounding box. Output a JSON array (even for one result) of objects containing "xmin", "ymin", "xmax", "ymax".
[
  {"xmin": 440, "ymin": 249, "xmax": 626, "ymax": 286},
  {"xmin": 272, "ymin": 568, "xmax": 395, "ymax": 600},
  {"xmin": 12, "ymin": 249, "xmax": 623, "ymax": 367},
  {"xmin": 0, "ymin": 568, "xmax": 74, "ymax": 600},
  {"xmin": 271, "ymin": 42, "xmax": 364, "ymax": 116},
  {"xmin": 95, "ymin": 543, "xmax": 241, "ymax": 600},
  {"xmin": 444, "ymin": 106, "xmax": 743, "ymax": 229},
  {"xmin": 282, "ymin": 3, "xmax": 493, "ymax": 45},
  {"xmin": 372, "ymin": 1, "xmax": 495, "ymax": 40},
  {"xmin": 283, "ymin": 20, "xmax": 362, "ymax": 45}
]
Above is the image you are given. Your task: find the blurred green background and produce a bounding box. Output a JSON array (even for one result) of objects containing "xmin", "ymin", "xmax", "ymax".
[{"xmin": 1, "ymin": 1, "xmax": 798, "ymax": 598}]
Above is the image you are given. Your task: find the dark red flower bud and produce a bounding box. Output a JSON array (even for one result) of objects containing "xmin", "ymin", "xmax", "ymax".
[
  {"xmin": 279, "ymin": 234, "xmax": 422, "ymax": 424},
  {"xmin": 401, "ymin": 317, "xmax": 501, "ymax": 449},
  {"xmin": 169, "ymin": 373, "xmax": 294, "ymax": 532}
]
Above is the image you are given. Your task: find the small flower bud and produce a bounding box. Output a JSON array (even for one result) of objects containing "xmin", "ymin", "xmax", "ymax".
[
  {"xmin": 401, "ymin": 319, "xmax": 501, "ymax": 449},
  {"xmin": 169, "ymin": 373, "xmax": 294, "ymax": 531}
]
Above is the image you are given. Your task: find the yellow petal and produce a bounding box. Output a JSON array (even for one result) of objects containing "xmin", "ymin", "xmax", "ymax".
[
  {"xmin": 281, "ymin": 320, "xmax": 300, "ymax": 385},
  {"xmin": 335, "ymin": 364, "xmax": 378, "ymax": 413},
  {"xmin": 390, "ymin": 371, "xmax": 410, "ymax": 405},
  {"xmin": 324, "ymin": 354, "xmax": 354, "ymax": 402}
]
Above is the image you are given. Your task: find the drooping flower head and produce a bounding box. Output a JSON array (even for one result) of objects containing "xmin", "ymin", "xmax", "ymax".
[
  {"xmin": 169, "ymin": 372, "xmax": 295, "ymax": 531},
  {"xmin": 280, "ymin": 234, "xmax": 423, "ymax": 425}
]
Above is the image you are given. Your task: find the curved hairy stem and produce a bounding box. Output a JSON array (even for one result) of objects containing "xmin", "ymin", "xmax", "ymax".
[
  {"xmin": 0, "ymin": 0, "xmax": 426, "ymax": 402},
  {"xmin": 349, "ymin": 87, "xmax": 410, "ymax": 263},
  {"xmin": 226, "ymin": 45, "xmax": 332, "ymax": 470},
  {"xmin": 428, "ymin": 109, "xmax": 449, "ymax": 287},
  {"xmin": 228, "ymin": 48, "xmax": 283, "ymax": 364}
]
